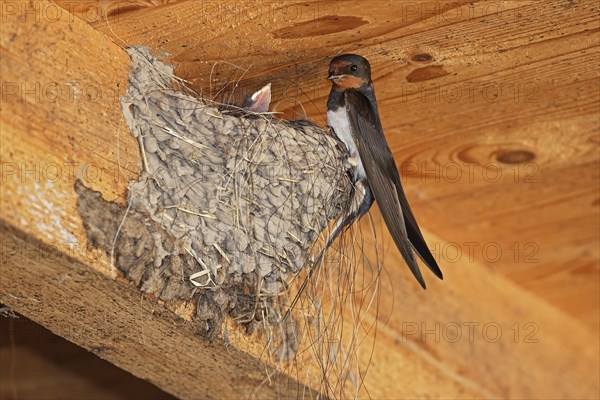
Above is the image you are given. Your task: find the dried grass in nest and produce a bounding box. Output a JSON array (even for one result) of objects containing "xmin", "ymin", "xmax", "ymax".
[{"xmin": 97, "ymin": 46, "xmax": 353, "ymax": 340}]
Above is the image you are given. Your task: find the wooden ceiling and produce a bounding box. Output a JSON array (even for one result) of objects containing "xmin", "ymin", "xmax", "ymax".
[
  {"xmin": 2, "ymin": 0, "xmax": 597, "ymax": 398},
  {"xmin": 55, "ymin": 0, "xmax": 599, "ymax": 332}
]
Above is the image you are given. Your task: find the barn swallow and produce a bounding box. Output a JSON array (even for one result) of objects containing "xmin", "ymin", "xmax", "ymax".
[
  {"xmin": 325, "ymin": 54, "xmax": 443, "ymax": 288},
  {"xmin": 241, "ymin": 83, "xmax": 272, "ymax": 112}
]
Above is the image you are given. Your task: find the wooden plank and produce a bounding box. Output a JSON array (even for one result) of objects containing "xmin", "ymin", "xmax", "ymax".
[
  {"xmin": 0, "ymin": 224, "xmax": 304, "ymax": 399},
  {"xmin": 2, "ymin": 1, "xmax": 598, "ymax": 398},
  {"xmin": 0, "ymin": 311, "xmax": 174, "ymax": 400},
  {"xmin": 54, "ymin": 0, "xmax": 600, "ymax": 332},
  {"xmin": 0, "ymin": 2, "xmax": 307, "ymax": 398}
]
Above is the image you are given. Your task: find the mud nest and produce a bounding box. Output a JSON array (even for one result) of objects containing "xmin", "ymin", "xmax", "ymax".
[{"xmin": 76, "ymin": 46, "xmax": 352, "ymax": 337}]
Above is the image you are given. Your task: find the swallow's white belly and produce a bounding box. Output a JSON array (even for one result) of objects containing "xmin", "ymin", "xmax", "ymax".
[{"xmin": 327, "ymin": 107, "xmax": 366, "ymax": 180}]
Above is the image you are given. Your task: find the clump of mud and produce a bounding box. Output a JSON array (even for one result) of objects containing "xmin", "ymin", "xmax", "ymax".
[{"xmin": 76, "ymin": 46, "xmax": 351, "ymax": 339}]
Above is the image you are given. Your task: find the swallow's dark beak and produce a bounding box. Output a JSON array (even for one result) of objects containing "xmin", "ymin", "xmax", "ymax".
[{"xmin": 328, "ymin": 72, "xmax": 345, "ymax": 81}]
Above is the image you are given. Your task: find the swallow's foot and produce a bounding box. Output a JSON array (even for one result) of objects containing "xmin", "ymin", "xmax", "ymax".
[{"xmin": 346, "ymin": 153, "xmax": 360, "ymax": 168}]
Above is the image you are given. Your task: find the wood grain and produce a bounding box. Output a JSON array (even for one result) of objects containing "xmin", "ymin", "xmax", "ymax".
[
  {"xmin": 53, "ymin": 0, "xmax": 599, "ymax": 333},
  {"xmin": 0, "ymin": 223, "xmax": 307, "ymax": 399},
  {"xmin": 2, "ymin": 0, "xmax": 599, "ymax": 398},
  {"xmin": 0, "ymin": 2, "xmax": 307, "ymax": 398},
  {"xmin": 0, "ymin": 313, "xmax": 174, "ymax": 400}
]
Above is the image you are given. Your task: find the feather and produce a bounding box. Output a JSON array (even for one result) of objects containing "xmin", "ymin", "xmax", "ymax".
[{"xmin": 344, "ymin": 89, "xmax": 443, "ymax": 288}]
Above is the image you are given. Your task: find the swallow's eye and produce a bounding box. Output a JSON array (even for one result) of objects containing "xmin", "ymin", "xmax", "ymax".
[{"xmin": 350, "ymin": 64, "xmax": 358, "ymax": 72}]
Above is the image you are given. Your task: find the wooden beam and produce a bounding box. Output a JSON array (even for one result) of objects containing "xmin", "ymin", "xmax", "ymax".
[
  {"xmin": 54, "ymin": 0, "xmax": 600, "ymax": 331},
  {"xmin": 0, "ymin": 223, "xmax": 304, "ymax": 399},
  {"xmin": 2, "ymin": 1, "xmax": 598, "ymax": 398},
  {"xmin": 0, "ymin": 2, "xmax": 307, "ymax": 398},
  {"xmin": 0, "ymin": 313, "xmax": 174, "ymax": 400}
]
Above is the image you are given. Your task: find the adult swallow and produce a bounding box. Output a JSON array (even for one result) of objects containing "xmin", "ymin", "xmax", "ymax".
[{"xmin": 325, "ymin": 54, "xmax": 443, "ymax": 288}]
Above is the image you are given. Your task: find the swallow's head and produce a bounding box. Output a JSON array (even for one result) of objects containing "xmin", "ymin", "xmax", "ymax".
[{"xmin": 328, "ymin": 54, "xmax": 371, "ymax": 90}]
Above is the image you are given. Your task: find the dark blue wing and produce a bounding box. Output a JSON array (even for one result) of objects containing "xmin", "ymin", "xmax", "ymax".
[{"xmin": 344, "ymin": 89, "xmax": 443, "ymax": 288}]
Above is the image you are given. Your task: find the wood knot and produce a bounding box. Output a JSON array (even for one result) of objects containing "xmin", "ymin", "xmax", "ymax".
[
  {"xmin": 406, "ymin": 65, "xmax": 449, "ymax": 83},
  {"xmin": 411, "ymin": 53, "xmax": 434, "ymax": 63},
  {"xmin": 496, "ymin": 150, "xmax": 535, "ymax": 164}
]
